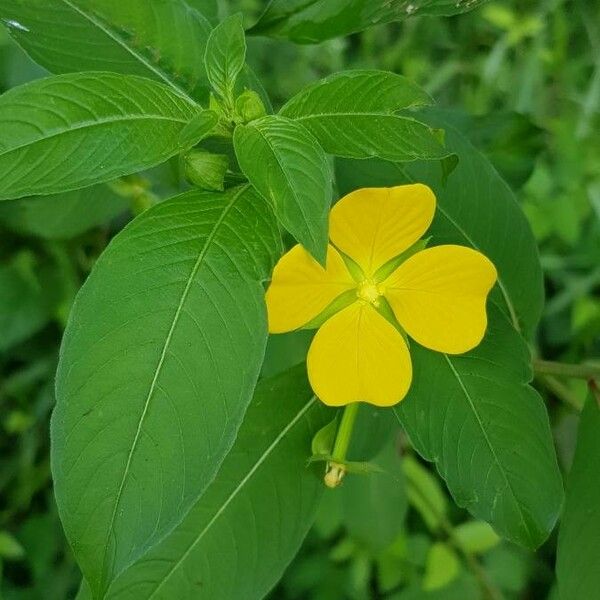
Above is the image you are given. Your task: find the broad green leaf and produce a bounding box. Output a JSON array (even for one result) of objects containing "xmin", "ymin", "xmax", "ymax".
[
  {"xmin": 336, "ymin": 109, "xmax": 544, "ymax": 337},
  {"xmin": 556, "ymin": 393, "xmax": 600, "ymax": 600},
  {"xmin": 280, "ymin": 70, "xmax": 447, "ymax": 162},
  {"xmin": 395, "ymin": 306, "xmax": 563, "ymax": 549},
  {"xmin": 341, "ymin": 440, "xmax": 407, "ymax": 552},
  {"xmin": 103, "ymin": 365, "xmax": 330, "ymax": 600},
  {"xmin": 280, "ymin": 71, "xmax": 433, "ymax": 116},
  {"xmin": 234, "ymin": 115, "xmax": 332, "ymax": 263},
  {"xmin": 52, "ymin": 186, "xmax": 282, "ymax": 596},
  {"xmin": 250, "ymin": 0, "xmax": 491, "ymax": 44},
  {"xmin": 0, "ymin": 257, "xmax": 50, "ymax": 352},
  {"xmin": 0, "ymin": 185, "xmax": 127, "ymax": 239},
  {"xmin": 204, "ymin": 13, "xmax": 246, "ymax": 103},
  {"xmin": 0, "ymin": 73, "xmax": 200, "ymax": 201},
  {"xmin": 0, "ymin": 0, "xmax": 212, "ymax": 100}
]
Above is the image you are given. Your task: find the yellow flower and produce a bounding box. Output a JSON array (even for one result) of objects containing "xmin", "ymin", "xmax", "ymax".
[{"xmin": 266, "ymin": 184, "xmax": 498, "ymax": 408}]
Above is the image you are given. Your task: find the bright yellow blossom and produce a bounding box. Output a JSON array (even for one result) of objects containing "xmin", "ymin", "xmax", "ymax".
[{"xmin": 266, "ymin": 184, "xmax": 497, "ymax": 408}]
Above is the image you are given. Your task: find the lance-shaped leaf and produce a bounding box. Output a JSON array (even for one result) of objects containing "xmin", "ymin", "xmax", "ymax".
[
  {"xmin": 250, "ymin": 0, "xmax": 491, "ymax": 44},
  {"xmin": 204, "ymin": 13, "xmax": 247, "ymax": 102},
  {"xmin": 0, "ymin": 0, "xmax": 213, "ymax": 100},
  {"xmin": 336, "ymin": 109, "xmax": 544, "ymax": 336},
  {"xmin": 234, "ymin": 115, "xmax": 332, "ymax": 263},
  {"xmin": 394, "ymin": 306, "xmax": 563, "ymax": 549},
  {"xmin": 51, "ymin": 186, "xmax": 282, "ymax": 596},
  {"xmin": 0, "ymin": 73, "xmax": 201, "ymax": 201},
  {"xmin": 557, "ymin": 393, "xmax": 600, "ymax": 600},
  {"xmin": 102, "ymin": 366, "xmax": 330, "ymax": 600},
  {"xmin": 280, "ymin": 70, "xmax": 447, "ymax": 162}
]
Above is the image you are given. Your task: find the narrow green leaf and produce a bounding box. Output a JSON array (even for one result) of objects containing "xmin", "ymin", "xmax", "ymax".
[
  {"xmin": 104, "ymin": 366, "xmax": 331, "ymax": 600},
  {"xmin": 395, "ymin": 306, "xmax": 563, "ymax": 549},
  {"xmin": 204, "ymin": 13, "xmax": 247, "ymax": 103},
  {"xmin": 178, "ymin": 110, "xmax": 219, "ymax": 149},
  {"xmin": 250, "ymin": 0, "xmax": 491, "ymax": 44},
  {"xmin": 0, "ymin": 73, "xmax": 200, "ymax": 201},
  {"xmin": 0, "ymin": 185, "xmax": 127, "ymax": 240},
  {"xmin": 0, "ymin": 0, "xmax": 212, "ymax": 100},
  {"xmin": 280, "ymin": 70, "xmax": 444, "ymax": 162},
  {"xmin": 556, "ymin": 393, "xmax": 600, "ymax": 600},
  {"xmin": 403, "ymin": 455, "xmax": 448, "ymax": 531},
  {"xmin": 234, "ymin": 115, "xmax": 332, "ymax": 263},
  {"xmin": 336, "ymin": 109, "xmax": 544, "ymax": 337},
  {"xmin": 52, "ymin": 186, "xmax": 282, "ymax": 596}
]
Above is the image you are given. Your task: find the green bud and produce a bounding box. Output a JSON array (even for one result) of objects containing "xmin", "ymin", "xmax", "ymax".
[
  {"xmin": 235, "ymin": 90, "xmax": 267, "ymax": 123},
  {"xmin": 184, "ymin": 150, "xmax": 229, "ymax": 191}
]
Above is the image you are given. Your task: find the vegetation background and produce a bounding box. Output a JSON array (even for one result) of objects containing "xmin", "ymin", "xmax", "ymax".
[{"xmin": 1, "ymin": 0, "xmax": 599, "ymax": 598}]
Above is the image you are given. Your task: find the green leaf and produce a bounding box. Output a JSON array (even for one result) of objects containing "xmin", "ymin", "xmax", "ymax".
[
  {"xmin": 103, "ymin": 365, "xmax": 331, "ymax": 599},
  {"xmin": 453, "ymin": 521, "xmax": 500, "ymax": 555},
  {"xmin": 0, "ymin": 257, "xmax": 50, "ymax": 353},
  {"xmin": 234, "ymin": 115, "xmax": 332, "ymax": 263},
  {"xmin": 51, "ymin": 186, "xmax": 282, "ymax": 596},
  {"xmin": 395, "ymin": 306, "xmax": 564, "ymax": 549},
  {"xmin": 280, "ymin": 70, "xmax": 447, "ymax": 162},
  {"xmin": 182, "ymin": 0, "xmax": 220, "ymax": 24},
  {"xmin": 0, "ymin": 185, "xmax": 127, "ymax": 240},
  {"xmin": 403, "ymin": 455, "xmax": 448, "ymax": 532},
  {"xmin": 335, "ymin": 109, "xmax": 544, "ymax": 337},
  {"xmin": 556, "ymin": 393, "xmax": 600, "ymax": 600},
  {"xmin": 250, "ymin": 0, "xmax": 491, "ymax": 44},
  {"xmin": 422, "ymin": 542, "xmax": 460, "ymax": 591},
  {"xmin": 0, "ymin": 0, "xmax": 212, "ymax": 100},
  {"xmin": 204, "ymin": 13, "xmax": 247, "ymax": 103},
  {"xmin": 0, "ymin": 531, "xmax": 25, "ymax": 560},
  {"xmin": 281, "ymin": 70, "xmax": 433, "ymax": 116},
  {"xmin": 341, "ymin": 440, "xmax": 407, "ymax": 552},
  {"xmin": 0, "ymin": 73, "xmax": 200, "ymax": 201},
  {"xmin": 178, "ymin": 110, "xmax": 219, "ymax": 149}
]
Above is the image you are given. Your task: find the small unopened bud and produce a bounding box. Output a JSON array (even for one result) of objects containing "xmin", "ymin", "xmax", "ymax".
[
  {"xmin": 235, "ymin": 90, "xmax": 267, "ymax": 123},
  {"xmin": 184, "ymin": 150, "xmax": 229, "ymax": 191},
  {"xmin": 324, "ymin": 462, "xmax": 346, "ymax": 488}
]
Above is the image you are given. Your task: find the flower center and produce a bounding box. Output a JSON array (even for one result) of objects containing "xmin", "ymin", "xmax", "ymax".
[{"xmin": 357, "ymin": 280, "xmax": 381, "ymax": 306}]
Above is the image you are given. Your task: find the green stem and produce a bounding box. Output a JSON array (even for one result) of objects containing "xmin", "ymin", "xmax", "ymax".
[
  {"xmin": 537, "ymin": 375, "xmax": 583, "ymax": 412},
  {"xmin": 324, "ymin": 403, "xmax": 360, "ymax": 488},
  {"xmin": 533, "ymin": 359, "xmax": 600, "ymax": 380},
  {"xmin": 406, "ymin": 462, "xmax": 505, "ymax": 600},
  {"xmin": 331, "ymin": 402, "xmax": 360, "ymax": 461}
]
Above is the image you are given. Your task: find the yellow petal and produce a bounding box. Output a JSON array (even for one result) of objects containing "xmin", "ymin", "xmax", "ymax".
[
  {"xmin": 266, "ymin": 244, "xmax": 355, "ymax": 333},
  {"xmin": 329, "ymin": 184, "xmax": 436, "ymax": 277},
  {"xmin": 307, "ymin": 303, "xmax": 412, "ymax": 407},
  {"xmin": 383, "ymin": 245, "xmax": 497, "ymax": 354}
]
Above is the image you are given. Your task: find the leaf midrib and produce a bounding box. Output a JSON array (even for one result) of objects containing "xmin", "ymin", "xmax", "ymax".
[
  {"xmin": 59, "ymin": 0, "xmax": 193, "ymax": 100},
  {"xmin": 443, "ymin": 355, "xmax": 533, "ymax": 542},
  {"xmin": 245, "ymin": 122, "xmax": 319, "ymax": 249},
  {"xmin": 99, "ymin": 186, "xmax": 247, "ymax": 593},
  {"xmin": 393, "ymin": 162, "xmax": 521, "ymax": 332},
  {"xmin": 142, "ymin": 396, "xmax": 318, "ymax": 599},
  {"xmin": 0, "ymin": 114, "xmax": 191, "ymax": 161}
]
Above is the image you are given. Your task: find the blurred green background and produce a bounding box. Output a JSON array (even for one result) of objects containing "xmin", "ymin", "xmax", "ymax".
[{"xmin": 1, "ymin": 0, "xmax": 599, "ymax": 598}]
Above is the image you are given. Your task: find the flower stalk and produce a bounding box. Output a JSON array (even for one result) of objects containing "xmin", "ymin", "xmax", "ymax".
[{"xmin": 324, "ymin": 402, "xmax": 360, "ymax": 488}]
